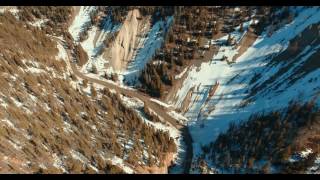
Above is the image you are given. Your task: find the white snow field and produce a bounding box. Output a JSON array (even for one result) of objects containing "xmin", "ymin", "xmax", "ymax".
[{"xmin": 172, "ymin": 7, "xmax": 320, "ymax": 158}]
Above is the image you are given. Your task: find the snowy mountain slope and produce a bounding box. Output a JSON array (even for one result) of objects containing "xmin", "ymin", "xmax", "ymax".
[
  {"xmin": 80, "ymin": 15, "xmax": 120, "ymax": 76},
  {"xmin": 0, "ymin": 7, "xmax": 179, "ymax": 174},
  {"xmin": 122, "ymin": 16, "xmax": 173, "ymax": 85},
  {"xmin": 65, "ymin": 6, "xmax": 320, "ymax": 173},
  {"xmin": 69, "ymin": 7, "xmax": 172, "ymax": 86},
  {"xmin": 69, "ymin": 6, "xmax": 98, "ymax": 42},
  {"xmin": 67, "ymin": 7, "xmax": 182, "ymax": 173},
  {"xmin": 170, "ymin": 7, "xmax": 320, "ymax": 164},
  {"xmin": 119, "ymin": 94, "xmax": 183, "ymax": 170},
  {"xmin": 2, "ymin": 6, "xmax": 320, "ymax": 174}
]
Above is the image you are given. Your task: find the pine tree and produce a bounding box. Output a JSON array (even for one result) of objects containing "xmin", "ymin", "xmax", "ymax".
[
  {"xmin": 239, "ymin": 23, "xmax": 244, "ymax": 32},
  {"xmin": 247, "ymin": 157, "xmax": 255, "ymax": 169},
  {"xmin": 227, "ymin": 34, "xmax": 232, "ymax": 46},
  {"xmin": 82, "ymin": 79, "xmax": 88, "ymax": 88},
  {"xmin": 111, "ymin": 73, "xmax": 118, "ymax": 82},
  {"xmin": 214, "ymin": 21, "xmax": 220, "ymax": 35},
  {"xmin": 90, "ymin": 84, "xmax": 97, "ymax": 98}
]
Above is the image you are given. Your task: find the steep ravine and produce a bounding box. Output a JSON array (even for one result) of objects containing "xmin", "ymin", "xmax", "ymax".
[
  {"xmin": 104, "ymin": 9, "xmax": 150, "ymax": 72},
  {"xmin": 57, "ymin": 34, "xmax": 193, "ymax": 173}
]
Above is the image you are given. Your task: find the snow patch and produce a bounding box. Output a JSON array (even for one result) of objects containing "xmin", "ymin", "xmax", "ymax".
[
  {"xmin": 69, "ymin": 6, "xmax": 97, "ymax": 42},
  {"xmin": 175, "ymin": 67, "xmax": 189, "ymax": 80},
  {"xmin": 70, "ymin": 149, "xmax": 99, "ymax": 172},
  {"xmin": 56, "ymin": 42, "xmax": 68, "ymax": 61},
  {"xmin": 300, "ymin": 148, "xmax": 313, "ymax": 158},
  {"xmin": 109, "ymin": 155, "xmax": 134, "ymax": 174},
  {"xmin": 168, "ymin": 111, "xmax": 189, "ymax": 124},
  {"xmin": 52, "ymin": 153, "xmax": 67, "ymax": 173},
  {"xmin": 1, "ymin": 119, "xmax": 16, "ymax": 129},
  {"xmin": 28, "ymin": 19, "xmax": 49, "ymax": 28},
  {"xmin": 150, "ymin": 98, "xmax": 173, "ymax": 108}
]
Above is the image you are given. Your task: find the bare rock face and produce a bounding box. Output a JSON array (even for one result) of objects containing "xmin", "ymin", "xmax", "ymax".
[{"xmin": 105, "ymin": 9, "xmax": 150, "ymax": 72}]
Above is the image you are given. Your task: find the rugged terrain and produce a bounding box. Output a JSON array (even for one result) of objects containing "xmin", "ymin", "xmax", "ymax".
[{"xmin": 0, "ymin": 6, "xmax": 319, "ymax": 174}]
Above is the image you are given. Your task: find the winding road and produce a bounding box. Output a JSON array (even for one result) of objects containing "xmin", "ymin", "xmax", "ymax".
[{"xmin": 56, "ymin": 38, "xmax": 193, "ymax": 174}]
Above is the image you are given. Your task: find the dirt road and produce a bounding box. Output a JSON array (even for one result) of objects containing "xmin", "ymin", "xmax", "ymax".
[{"xmin": 56, "ymin": 38, "xmax": 193, "ymax": 173}]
